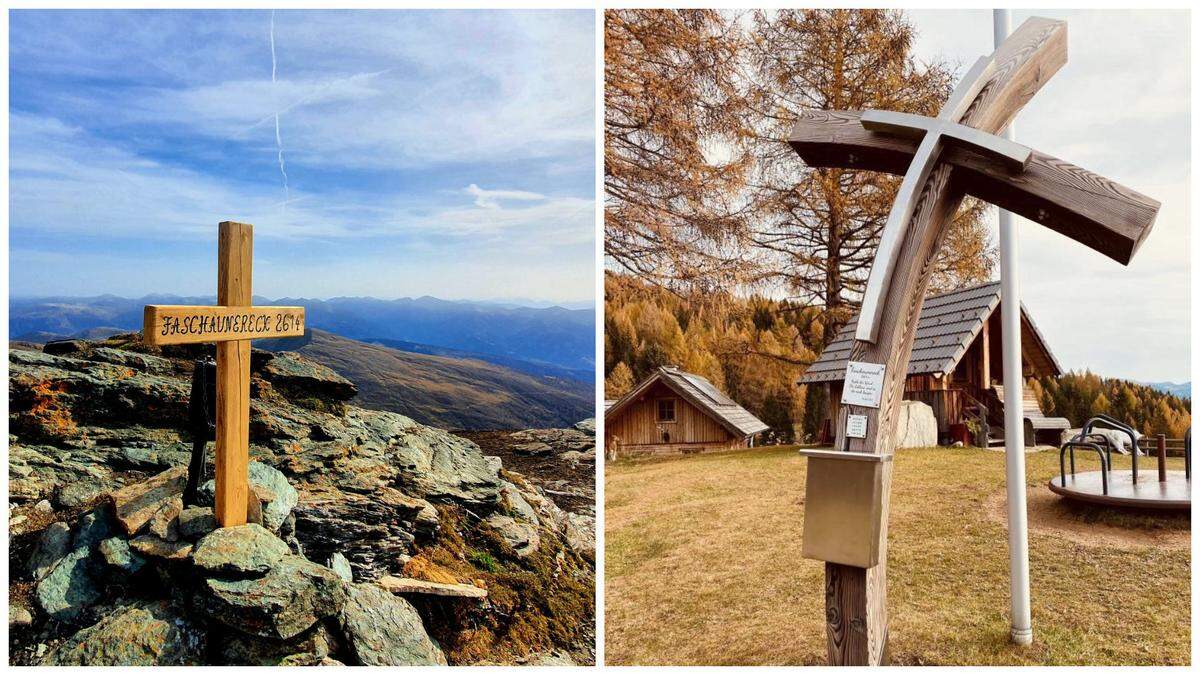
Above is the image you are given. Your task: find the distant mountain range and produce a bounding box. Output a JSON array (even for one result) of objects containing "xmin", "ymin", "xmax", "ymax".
[
  {"xmin": 1140, "ymin": 381, "xmax": 1192, "ymax": 400},
  {"xmin": 263, "ymin": 329, "xmax": 594, "ymax": 430},
  {"xmin": 10, "ymin": 294, "xmax": 595, "ymax": 382}
]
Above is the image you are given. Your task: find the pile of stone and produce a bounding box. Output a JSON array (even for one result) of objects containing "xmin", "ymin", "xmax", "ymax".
[
  {"xmin": 9, "ymin": 338, "xmax": 596, "ymax": 665},
  {"xmin": 509, "ymin": 418, "xmax": 597, "ymax": 465},
  {"xmin": 19, "ymin": 461, "xmax": 447, "ymax": 666}
]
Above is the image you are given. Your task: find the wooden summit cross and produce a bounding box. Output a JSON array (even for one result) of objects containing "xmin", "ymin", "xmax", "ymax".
[
  {"xmin": 789, "ymin": 18, "xmax": 1159, "ymax": 665},
  {"xmin": 143, "ymin": 222, "xmax": 306, "ymax": 527}
]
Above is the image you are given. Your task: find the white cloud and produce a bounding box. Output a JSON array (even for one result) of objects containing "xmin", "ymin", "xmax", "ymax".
[{"xmin": 465, "ymin": 183, "xmax": 545, "ymax": 209}]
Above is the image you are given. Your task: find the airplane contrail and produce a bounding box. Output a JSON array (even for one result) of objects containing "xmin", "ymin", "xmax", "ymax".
[{"xmin": 270, "ymin": 10, "xmax": 289, "ymax": 207}]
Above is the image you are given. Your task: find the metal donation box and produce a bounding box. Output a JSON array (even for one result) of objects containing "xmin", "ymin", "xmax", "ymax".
[{"xmin": 797, "ymin": 448, "xmax": 892, "ymax": 568}]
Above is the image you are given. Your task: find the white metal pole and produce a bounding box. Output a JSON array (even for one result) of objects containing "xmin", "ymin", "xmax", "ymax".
[{"xmin": 994, "ymin": 7, "xmax": 1033, "ymax": 647}]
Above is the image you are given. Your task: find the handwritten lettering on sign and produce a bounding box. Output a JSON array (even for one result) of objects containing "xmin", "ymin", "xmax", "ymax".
[{"xmin": 143, "ymin": 305, "xmax": 306, "ymax": 345}]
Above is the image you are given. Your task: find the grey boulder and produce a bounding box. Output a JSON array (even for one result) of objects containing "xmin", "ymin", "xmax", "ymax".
[
  {"xmin": 201, "ymin": 555, "xmax": 347, "ymax": 640},
  {"xmin": 40, "ymin": 601, "xmax": 205, "ymax": 665},
  {"xmin": 338, "ymin": 583, "xmax": 446, "ymax": 666}
]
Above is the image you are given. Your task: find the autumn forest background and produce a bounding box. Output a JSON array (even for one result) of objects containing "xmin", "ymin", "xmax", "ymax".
[{"xmin": 603, "ymin": 8, "xmax": 1190, "ymax": 443}]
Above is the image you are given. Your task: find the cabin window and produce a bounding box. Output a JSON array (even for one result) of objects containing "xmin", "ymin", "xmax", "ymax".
[{"xmin": 657, "ymin": 398, "xmax": 676, "ymax": 422}]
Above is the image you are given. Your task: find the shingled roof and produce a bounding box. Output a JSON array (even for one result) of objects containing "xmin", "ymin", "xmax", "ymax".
[
  {"xmin": 797, "ymin": 282, "xmax": 1062, "ymax": 384},
  {"xmin": 605, "ymin": 366, "xmax": 769, "ymax": 437}
]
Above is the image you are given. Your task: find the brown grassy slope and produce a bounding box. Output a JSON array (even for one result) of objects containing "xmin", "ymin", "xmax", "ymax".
[
  {"xmin": 605, "ymin": 446, "xmax": 1190, "ymax": 666},
  {"xmin": 292, "ymin": 329, "xmax": 592, "ymax": 430}
]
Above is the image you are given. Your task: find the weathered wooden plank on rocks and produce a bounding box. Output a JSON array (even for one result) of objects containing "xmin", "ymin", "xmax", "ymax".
[
  {"xmin": 142, "ymin": 305, "xmax": 305, "ymax": 346},
  {"xmin": 377, "ymin": 576, "xmax": 488, "ymax": 599}
]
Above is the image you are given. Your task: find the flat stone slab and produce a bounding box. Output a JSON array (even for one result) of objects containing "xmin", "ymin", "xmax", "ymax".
[
  {"xmin": 130, "ymin": 534, "xmax": 193, "ymax": 561},
  {"xmin": 377, "ymin": 576, "xmax": 487, "ymax": 599},
  {"xmin": 109, "ymin": 466, "xmax": 188, "ymax": 536},
  {"xmin": 193, "ymin": 524, "xmax": 289, "ymax": 576}
]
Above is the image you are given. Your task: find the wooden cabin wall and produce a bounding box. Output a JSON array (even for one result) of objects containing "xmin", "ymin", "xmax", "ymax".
[
  {"xmin": 812, "ymin": 306, "xmax": 1061, "ymax": 446},
  {"xmin": 606, "ymin": 381, "xmax": 735, "ymax": 447}
]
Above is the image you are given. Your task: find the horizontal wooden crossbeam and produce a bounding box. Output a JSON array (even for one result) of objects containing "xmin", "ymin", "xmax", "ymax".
[
  {"xmin": 143, "ymin": 305, "xmax": 305, "ymax": 345},
  {"xmin": 789, "ymin": 109, "xmax": 1159, "ymax": 265}
]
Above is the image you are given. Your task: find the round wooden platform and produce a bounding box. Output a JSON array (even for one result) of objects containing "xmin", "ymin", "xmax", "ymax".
[{"xmin": 1048, "ymin": 470, "xmax": 1191, "ymax": 510}]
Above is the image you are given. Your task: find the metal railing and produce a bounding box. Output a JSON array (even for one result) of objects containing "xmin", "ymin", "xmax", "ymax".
[{"xmin": 1059, "ymin": 440, "xmax": 1109, "ymax": 494}]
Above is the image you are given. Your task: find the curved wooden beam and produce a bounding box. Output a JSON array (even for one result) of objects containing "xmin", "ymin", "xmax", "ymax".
[{"xmin": 789, "ymin": 109, "xmax": 1158, "ymax": 265}]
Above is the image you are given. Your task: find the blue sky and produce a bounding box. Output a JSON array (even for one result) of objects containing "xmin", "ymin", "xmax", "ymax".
[{"xmin": 9, "ymin": 9, "xmax": 596, "ymax": 305}]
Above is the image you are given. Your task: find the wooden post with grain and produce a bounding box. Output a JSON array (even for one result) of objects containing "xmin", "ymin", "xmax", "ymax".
[
  {"xmin": 788, "ymin": 17, "xmax": 1160, "ymax": 665},
  {"xmin": 143, "ymin": 221, "xmax": 306, "ymax": 527}
]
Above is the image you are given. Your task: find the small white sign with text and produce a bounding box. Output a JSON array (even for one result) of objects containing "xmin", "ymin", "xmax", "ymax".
[
  {"xmin": 846, "ymin": 414, "xmax": 868, "ymax": 439},
  {"xmin": 841, "ymin": 361, "xmax": 886, "ymax": 409}
]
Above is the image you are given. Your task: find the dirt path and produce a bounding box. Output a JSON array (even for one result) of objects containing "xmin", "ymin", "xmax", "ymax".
[{"xmin": 986, "ymin": 484, "xmax": 1190, "ymax": 551}]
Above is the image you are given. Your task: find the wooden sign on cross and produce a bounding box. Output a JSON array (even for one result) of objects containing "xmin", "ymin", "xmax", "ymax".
[
  {"xmin": 788, "ymin": 18, "xmax": 1159, "ymax": 665},
  {"xmin": 143, "ymin": 222, "xmax": 306, "ymax": 527}
]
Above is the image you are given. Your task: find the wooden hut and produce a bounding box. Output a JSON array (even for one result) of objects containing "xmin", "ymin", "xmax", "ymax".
[
  {"xmin": 798, "ymin": 282, "xmax": 1070, "ymax": 446},
  {"xmin": 605, "ymin": 366, "xmax": 769, "ymax": 458}
]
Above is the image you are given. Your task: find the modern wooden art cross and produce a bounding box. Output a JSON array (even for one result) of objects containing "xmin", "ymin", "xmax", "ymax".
[
  {"xmin": 788, "ymin": 18, "xmax": 1159, "ymax": 665},
  {"xmin": 143, "ymin": 222, "xmax": 306, "ymax": 527}
]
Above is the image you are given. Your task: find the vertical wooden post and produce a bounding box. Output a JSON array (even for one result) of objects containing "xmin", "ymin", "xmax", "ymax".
[
  {"xmin": 825, "ymin": 459, "xmax": 892, "ymax": 664},
  {"xmin": 980, "ymin": 314, "xmax": 991, "ymax": 387},
  {"xmin": 1157, "ymin": 434, "xmax": 1168, "ymax": 483},
  {"xmin": 215, "ymin": 221, "xmax": 253, "ymax": 527}
]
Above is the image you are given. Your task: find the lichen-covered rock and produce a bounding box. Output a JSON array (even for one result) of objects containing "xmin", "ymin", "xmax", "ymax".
[
  {"xmin": 328, "ymin": 553, "xmax": 354, "ymax": 583},
  {"xmin": 36, "ymin": 547, "xmax": 101, "ymax": 621},
  {"xmin": 9, "ymin": 349, "xmax": 190, "ymax": 435},
  {"xmin": 9, "ymin": 339, "xmax": 594, "ymax": 665},
  {"xmin": 500, "ymin": 482, "xmax": 538, "ymax": 523},
  {"xmin": 291, "ymin": 487, "xmax": 431, "ymax": 580},
  {"xmin": 10, "ymin": 604, "xmax": 33, "ymax": 627},
  {"xmin": 390, "ymin": 425, "xmax": 502, "ymax": 505},
  {"xmin": 485, "ymin": 514, "xmax": 540, "ymax": 558},
  {"xmin": 248, "ymin": 462, "xmax": 298, "ymax": 531},
  {"xmin": 338, "ymin": 583, "xmax": 447, "ymax": 666},
  {"xmin": 201, "ymin": 555, "xmax": 347, "ymax": 640},
  {"xmin": 193, "ymin": 524, "xmax": 289, "ymax": 577},
  {"xmin": 57, "ymin": 479, "xmax": 105, "ymax": 508},
  {"xmin": 178, "ymin": 507, "xmax": 217, "ymax": 539},
  {"xmin": 40, "ymin": 601, "xmax": 206, "ymax": 665},
  {"xmin": 217, "ymin": 623, "xmax": 337, "ymax": 666},
  {"xmin": 129, "ymin": 534, "xmax": 192, "ymax": 562},
  {"xmin": 197, "ymin": 462, "xmax": 297, "ymax": 533},
  {"xmin": 261, "ymin": 352, "xmax": 357, "ymax": 402},
  {"xmin": 98, "ymin": 537, "xmax": 145, "ymax": 575},
  {"xmin": 73, "ymin": 506, "xmax": 114, "ymax": 550},
  {"xmin": 109, "ymin": 466, "xmax": 188, "ymax": 536},
  {"xmin": 509, "ymin": 426, "xmax": 594, "ymax": 454},
  {"xmin": 29, "ymin": 521, "xmax": 72, "ymax": 581}
]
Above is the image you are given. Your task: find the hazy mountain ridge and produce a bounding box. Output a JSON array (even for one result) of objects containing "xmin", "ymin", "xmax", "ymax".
[
  {"xmin": 10, "ymin": 294, "xmax": 594, "ymax": 377},
  {"xmin": 1139, "ymin": 381, "xmax": 1192, "ymax": 400},
  {"xmin": 272, "ymin": 329, "xmax": 593, "ymax": 431}
]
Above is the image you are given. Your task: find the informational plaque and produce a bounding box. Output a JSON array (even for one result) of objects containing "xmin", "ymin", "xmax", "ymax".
[
  {"xmin": 841, "ymin": 361, "xmax": 886, "ymax": 409},
  {"xmin": 846, "ymin": 414, "xmax": 868, "ymax": 439}
]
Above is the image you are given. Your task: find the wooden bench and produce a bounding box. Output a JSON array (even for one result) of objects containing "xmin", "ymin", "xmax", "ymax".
[{"xmin": 993, "ymin": 384, "xmax": 1071, "ymax": 446}]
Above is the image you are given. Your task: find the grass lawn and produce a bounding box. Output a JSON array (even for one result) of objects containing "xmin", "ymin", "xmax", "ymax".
[{"xmin": 604, "ymin": 446, "xmax": 1190, "ymax": 665}]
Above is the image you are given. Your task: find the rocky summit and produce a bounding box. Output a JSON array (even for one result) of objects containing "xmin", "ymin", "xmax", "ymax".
[{"xmin": 8, "ymin": 335, "xmax": 595, "ymax": 666}]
